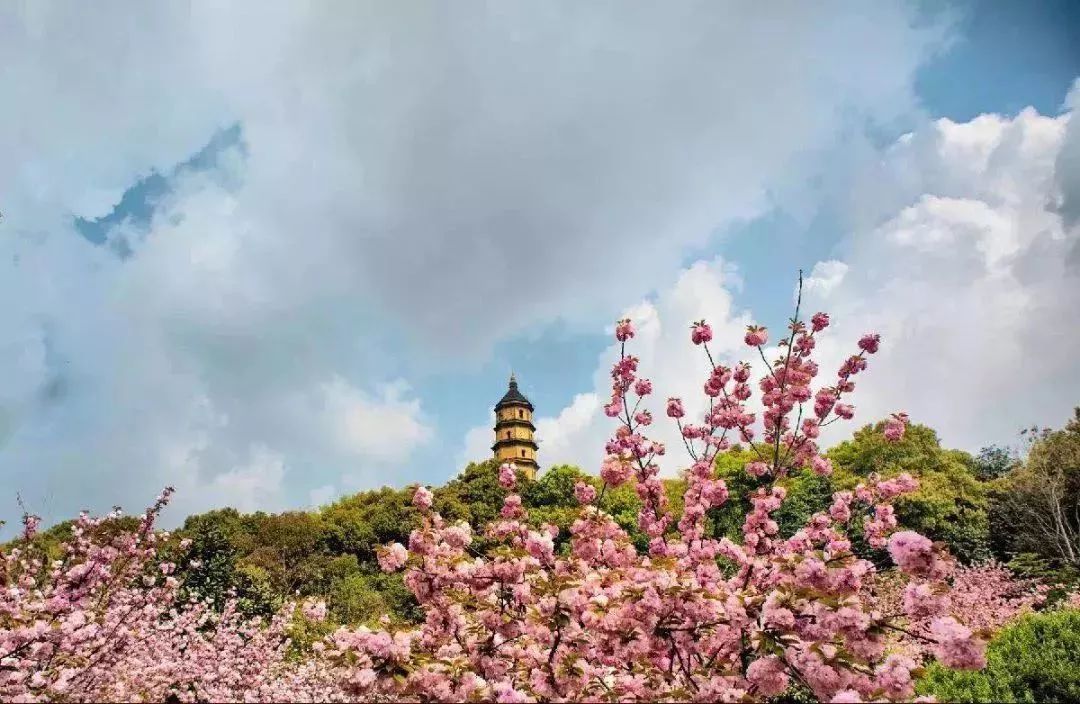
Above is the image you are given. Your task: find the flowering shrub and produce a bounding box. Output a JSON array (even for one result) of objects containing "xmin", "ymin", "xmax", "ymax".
[
  {"xmin": 0, "ymin": 492, "xmax": 341, "ymax": 702},
  {"xmin": 865, "ymin": 562, "xmax": 1047, "ymax": 661},
  {"xmin": 332, "ymin": 285, "xmax": 987, "ymax": 703},
  {"xmin": 3, "ymin": 281, "xmax": 991, "ymax": 702}
]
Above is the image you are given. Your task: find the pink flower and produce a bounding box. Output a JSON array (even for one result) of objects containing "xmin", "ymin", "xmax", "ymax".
[
  {"xmin": 746, "ymin": 461, "xmax": 770, "ymax": 478},
  {"xmin": 691, "ymin": 320, "xmax": 713, "ymax": 345},
  {"xmin": 412, "ymin": 485, "xmax": 434, "ymax": 510},
  {"xmin": 634, "ymin": 378, "xmax": 653, "ymax": 396},
  {"xmin": 498, "ymin": 463, "xmax": 517, "ymax": 489},
  {"xmin": 884, "ymin": 413, "xmax": 907, "ymax": 442},
  {"xmin": 603, "ymin": 395, "xmax": 624, "ymax": 418},
  {"xmin": 858, "ymin": 333, "xmax": 881, "ymax": 354},
  {"xmin": 747, "ymin": 656, "xmax": 789, "ymax": 697},
  {"xmin": 744, "ymin": 325, "xmax": 768, "ymax": 347},
  {"xmin": 615, "ymin": 318, "xmax": 635, "ymax": 342},
  {"xmin": 811, "ymin": 312, "xmax": 830, "ymax": 332},
  {"xmin": 888, "ymin": 530, "xmax": 947, "ymax": 578},
  {"xmin": 574, "ymin": 481, "xmax": 597, "ymax": 505},
  {"xmin": 301, "ymin": 600, "xmax": 328, "ymax": 622},
  {"xmin": 600, "ymin": 456, "xmax": 633, "ymax": 487},
  {"xmin": 930, "ymin": 617, "xmax": 987, "ymax": 670},
  {"xmin": 834, "ymin": 402, "xmax": 855, "ymax": 419},
  {"xmin": 876, "ymin": 654, "xmax": 917, "ymax": 699},
  {"xmin": 378, "ymin": 542, "xmax": 408, "ymax": 572},
  {"xmin": 810, "ymin": 455, "xmax": 833, "ymax": 476},
  {"xmin": 666, "ymin": 397, "xmax": 685, "ymax": 418},
  {"xmin": 903, "ymin": 581, "xmax": 949, "ymax": 619}
]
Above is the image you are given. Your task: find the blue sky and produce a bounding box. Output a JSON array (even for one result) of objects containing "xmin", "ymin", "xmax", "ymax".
[{"xmin": 2, "ymin": 1, "xmax": 1079, "ymax": 532}]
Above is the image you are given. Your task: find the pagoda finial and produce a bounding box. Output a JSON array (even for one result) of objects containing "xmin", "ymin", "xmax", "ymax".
[{"xmin": 509, "ymin": 370, "xmax": 517, "ymax": 386}]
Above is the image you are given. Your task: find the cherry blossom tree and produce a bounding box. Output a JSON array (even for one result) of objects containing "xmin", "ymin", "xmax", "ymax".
[
  {"xmin": 327, "ymin": 278, "xmax": 988, "ymax": 703},
  {"xmin": 3, "ymin": 277, "xmax": 993, "ymax": 702}
]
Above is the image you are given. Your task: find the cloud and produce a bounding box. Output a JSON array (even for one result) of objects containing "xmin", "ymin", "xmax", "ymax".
[
  {"xmin": 322, "ymin": 378, "xmax": 432, "ymax": 464},
  {"xmin": 459, "ymin": 411, "xmax": 497, "ymax": 471},
  {"xmin": 1, "ymin": 2, "xmax": 951, "ymax": 526},
  {"xmin": 207, "ymin": 445, "xmax": 286, "ymax": 514},
  {"xmin": 523, "ymin": 259, "xmax": 755, "ymax": 475},
  {"xmin": 803, "ymin": 260, "xmax": 849, "ymax": 299},
  {"xmin": 532, "ymin": 90, "xmax": 1080, "ymax": 473}
]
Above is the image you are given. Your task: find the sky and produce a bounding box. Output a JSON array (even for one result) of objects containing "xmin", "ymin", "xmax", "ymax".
[{"xmin": 1, "ymin": 0, "xmax": 1079, "ymax": 532}]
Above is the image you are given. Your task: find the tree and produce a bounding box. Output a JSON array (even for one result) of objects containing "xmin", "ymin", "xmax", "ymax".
[
  {"xmin": 828, "ymin": 422, "xmax": 991, "ymax": 564},
  {"xmin": 342, "ymin": 296, "xmax": 989, "ymax": 702},
  {"xmin": 991, "ymin": 408, "xmax": 1080, "ymax": 568},
  {"xmin": 1, "ymin": 284, "xmax": 994, "ymax": 702},
  {"xmin": 973, "ymin": 445, "xmax": 1015, "ymax": 481}
]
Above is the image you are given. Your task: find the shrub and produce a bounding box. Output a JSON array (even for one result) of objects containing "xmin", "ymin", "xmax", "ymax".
[{"xmin": 918, "ymin": 609, "xmax": 1080, "ymax": 703}]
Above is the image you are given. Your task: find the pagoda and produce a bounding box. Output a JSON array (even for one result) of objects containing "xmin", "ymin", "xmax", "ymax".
[{"xmin": 492, "ymin": 373, "xmax": 539, "ymax": 479}]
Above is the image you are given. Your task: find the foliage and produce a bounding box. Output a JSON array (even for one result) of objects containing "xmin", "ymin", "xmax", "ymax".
[
  {"xmin": 828, "ymin": 422, "xmax": 991, "ymax": 564},
  {"xmin": 989, "ymin": 408, "xmax": 1080, "ymax": 569},
  {"xmin": 918, "ymin": 609, "xmax": 1080, "ymax": 703},
  {"xmin": 973, "ymin": 445, "xmax": 1015, "ymax": 481}
]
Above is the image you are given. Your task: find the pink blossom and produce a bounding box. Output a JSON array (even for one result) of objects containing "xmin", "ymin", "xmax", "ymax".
[
  {"xmin": 903, "ymin": 581, "xmax": 949, "ymax": 619},
  {"xmin": 665, "ymin": 397, "xmax": 685, "ymax": 418},
  {"xmin": 747, "ymin": 656, "xmax": 789, "ymax": 697},
  {"xmin": 378, "ymin": 542, "xmax": 409, "ymax": 572},
  {"xmin": 810, "ymin": 455, "xmax": 833, "ymax": 476},
  {"xmin": 413, "ymin": 485, "xmax": 434, "ymax": 510},
  {"xmin": 600, "ymin": 456, "xmax": 633, "ymax": 487},
  {"xmin": 746, "ymin": 461, "xmax": 770, "ymax": 478},
  {"xmin": 888, "ymin": 530, "xmax": 948, "ymax": 579},
  {"xmin": 574, "ymin": 481, "xmax": 597, "ymax": 505},
  {"xmin": 858, "ymin": 333, "xmax": 881, "ymax": 354},
  {"xmin": 811, "ymin": 312, "xmax": 830, "ymax": 332},
  {"xmin": 498, "ymin": 462, "xmax": 517, "ymax": 489},
  {"xmin": 884, "ymin": 412, "xmax": 907, "ymax": 442},
  {"xmin": 691, "ymin": 320, "xmax": 713, "ymax": 345},
  {"xmin": 615, "ymin": 317, "xmax": 635, "ymax": 342},
  {"xmin": 603, "ymin": 395, "xmax": 624, "ymax": 418},
  {"xmin": 930, "ymin": 617, "xmax": 987, "ymax": 670},
  {"xmin": 633, "ymin": 378, "xmax": 653, "ymax": 396},
  {"xmin": 744, "ymin": 325, "xmax": 768, "ymax": 347}
]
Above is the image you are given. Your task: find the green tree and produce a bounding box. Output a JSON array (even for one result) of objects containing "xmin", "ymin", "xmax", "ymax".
[
  {"xmin": 974, "ymin": 444, "xmax": 1016, "ymax": 481},
  {"xmin": 828, "ymin": 421, "xmax": 991, "ymax": 564},
  {"xmin": 990, "ymin": 408, "xmax": 1080, "ymax": 569}
]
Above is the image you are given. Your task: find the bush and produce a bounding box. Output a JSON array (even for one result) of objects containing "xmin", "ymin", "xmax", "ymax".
[{"xmin": 918, "ymin": 609, "xmax": 1080, "ymax": 703}]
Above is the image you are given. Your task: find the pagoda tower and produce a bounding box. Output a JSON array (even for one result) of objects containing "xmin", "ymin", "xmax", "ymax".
[{"xmin": 492, "ymin": 373, "xmax": 539, "ymax": 479}]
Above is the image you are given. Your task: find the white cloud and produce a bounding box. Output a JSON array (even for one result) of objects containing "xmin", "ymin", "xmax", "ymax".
[
  {"xmin": 309, "ymin": 484, "xmax": 336, "ymax": 509},
  {"xmin": 1, "ymin": 2, "xmax": 953, "ymax": 526},
  {"xmin": 530, "ymin": 90, "xmax": 1080, "ymax": 472},
  {"xmin": 803, "ymin": 260, "xmax": 849, "ymax": 298},
  {"xmin": 535, "ymin": 394, "xmax": 602, "ymax": 461},
  {"xmin": 528, "ymin": 259, "xmax": 754, "ymax": 475},
  {"xmin": 207, "ymin": 445, "xmax": 286, "ymax": 514},
  {"xmin": 459, "ymin": 411, "xmax": 497, "ymax": 470},
  {"xmin": 322, "ymin": 378, "xmax": 432, "ymax": 464}
]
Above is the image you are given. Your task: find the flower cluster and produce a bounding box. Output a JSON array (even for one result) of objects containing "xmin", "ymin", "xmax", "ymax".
[
  {"xmin": 329, "ymin": 287, "xmax": 986, "ymax": 702},
  {"xmin": 0, "ymin": 491, "xmax": 343, "ymax": 702},
  {"xmin": 2, "ymin": 280, "xmax": 990, "ymax": 702},
  {"xmin": 866, "ymin": 561, "xmax": 1048, "ymax": 665}
]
